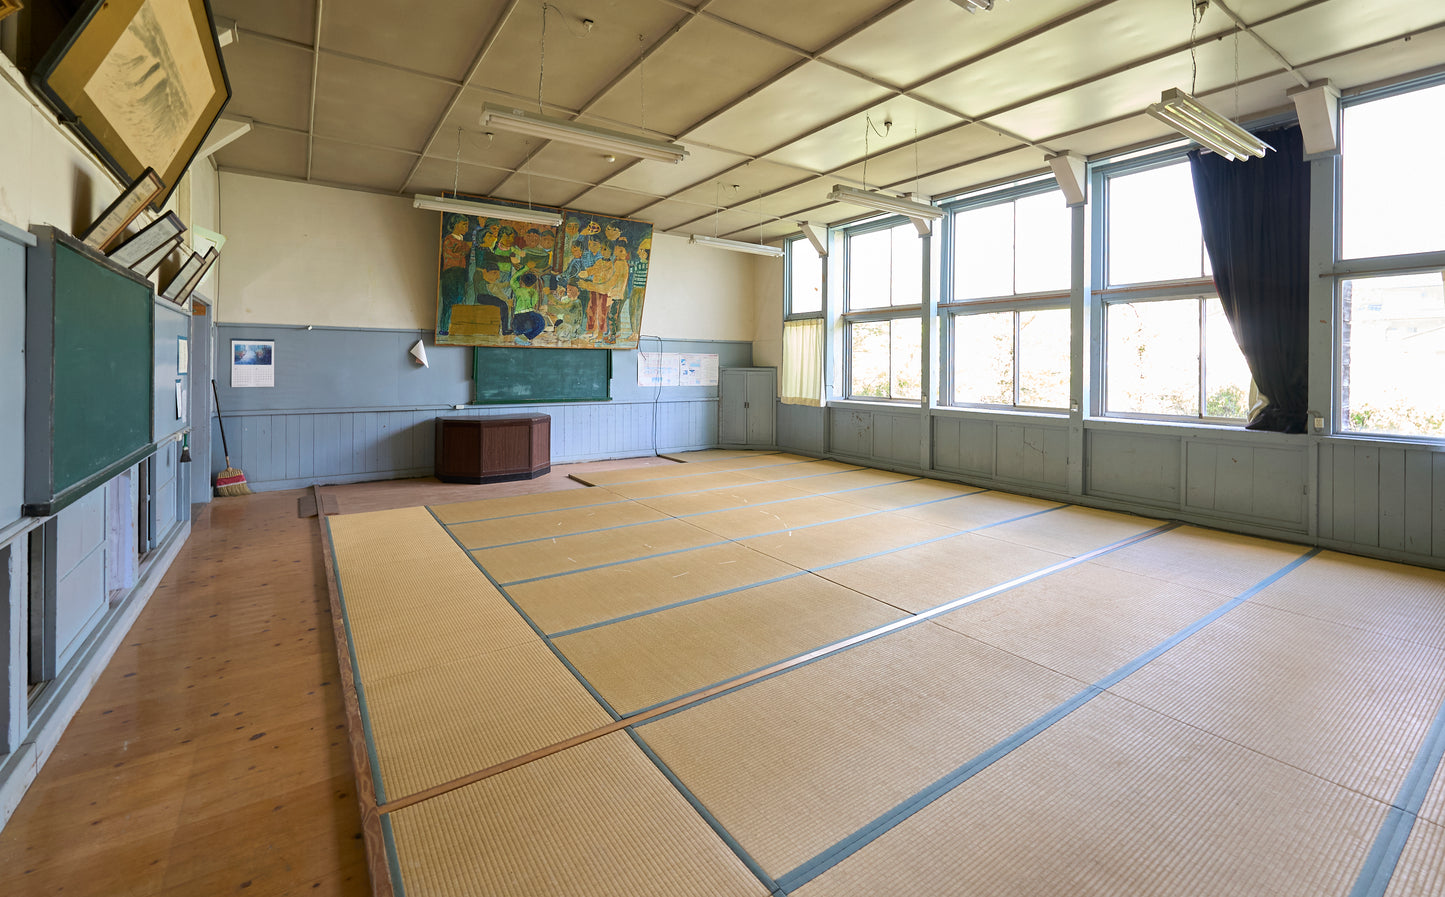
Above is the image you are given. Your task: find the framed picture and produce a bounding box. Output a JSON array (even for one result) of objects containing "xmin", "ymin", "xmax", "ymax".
[
  {"xmin": 108, "ymin": 210, "xmax": 184, "ymax": 268},
  {"xmin": 0, "ymin": 1, "xmax": 23, "ymax": 26},
  {"xmin": 29, "ymin": 0, "xmax": 231, "ymax": 211},
  {"xmin": 167, "ymin": 246, "xmax": 218, "ymax": 305},
  {"xmin": 160, "ymin": 248, "xmax": 208, "ymax": 303},
  {"xmin": 78, "ymin": 167, "xmax": 164, "ymax": 251}
]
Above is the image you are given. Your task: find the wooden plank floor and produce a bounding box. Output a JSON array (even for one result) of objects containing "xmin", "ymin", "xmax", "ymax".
[{"xmin": 0, "ymin": 457, "xmax": 671, "ymax": 897}]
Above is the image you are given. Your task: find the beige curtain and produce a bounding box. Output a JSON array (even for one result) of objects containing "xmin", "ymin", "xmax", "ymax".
[{"xmin": 781, "ymin": 318, "xmax": 823, "ymax": 406}]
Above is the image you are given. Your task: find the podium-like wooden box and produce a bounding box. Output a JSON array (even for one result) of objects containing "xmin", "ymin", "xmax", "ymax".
[{"xmin": 434, "ymin": 414, "xmax": 551, "ymax": 484}]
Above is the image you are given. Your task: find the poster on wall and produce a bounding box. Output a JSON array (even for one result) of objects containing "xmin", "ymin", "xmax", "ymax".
[
  {"xmin": 432, "ymin": 206, "xmax": 653, "ymax": 350},
  {"xmin": 231, "ymin": 339, "xmax": 274, "ymax": 388}
]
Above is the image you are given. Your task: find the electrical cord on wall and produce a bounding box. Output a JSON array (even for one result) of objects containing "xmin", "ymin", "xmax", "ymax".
[{"xmin": 641, "ymin": 333, "xmax": 665, "ymax": 455}]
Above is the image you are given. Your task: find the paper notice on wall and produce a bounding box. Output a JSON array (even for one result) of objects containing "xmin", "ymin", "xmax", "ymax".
[
  {"xmin": 638, "ymin": 352, "xmax": 680, "ymax": 387},
  {"xmin": 679, "ymin": 353, "xmax": 719, "ymax": 387},
  {"xmin": 231, "ymin": 339, "xmax": 275, "ymax": 388}
]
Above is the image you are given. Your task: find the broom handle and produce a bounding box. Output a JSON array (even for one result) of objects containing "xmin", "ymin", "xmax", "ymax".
[{"xmin": 211, "ymin": 379, "xmax": 231, "ymax": 460}]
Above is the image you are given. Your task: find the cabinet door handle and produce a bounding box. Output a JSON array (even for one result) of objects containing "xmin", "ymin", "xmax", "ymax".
[{"xmin": 743, "ymin": 402, "xmax": 750, "ymax": 408}]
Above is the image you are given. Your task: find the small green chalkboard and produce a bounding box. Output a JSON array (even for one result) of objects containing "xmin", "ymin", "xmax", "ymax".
[{"xmin": 472, "ymin": 347, "xmax": 611, "ymax": 405}]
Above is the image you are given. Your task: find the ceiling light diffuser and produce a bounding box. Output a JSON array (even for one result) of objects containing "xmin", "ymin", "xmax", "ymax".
[
  {"xmin": 412, "ymin": 194, "xmax": 563, "ymax": 227},
  {"xmin": 690, "ymin": 234, "xmax": 784, "ymax": 258},
  {"xmin": 827, "ymin": 185, "xmax": 943, "ymax": 221},
  {"xmin": 950, "ymin": 0, "xmax": 1005, "ymax": 11},
  {"xmin": 1146, "ymin": 88, "xmax": 1272, "ymax": 161},
  {"xmin": 480, "ymin": 103, "xmax": 689, "ymax": 164}
]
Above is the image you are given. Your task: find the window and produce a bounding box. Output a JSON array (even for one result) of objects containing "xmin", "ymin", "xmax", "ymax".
[
  {"xmin": 786, "ymin": 235, "xmax": 823, "ymax": 316},
  {"xmin": 1337, "ymin": 81, "xmax": 1445, "ymax": 439},
  {"xmin": 945, "ymin": 186, "xmax": 1071, "ymax": 409},
  {"xmin": 1098, "ymin": 157, "xmax": 1248, "ymax": 422},
  {"xmin": 783, "ymin": 237, "xmax": 825, "ymax": 405},
  {"xmin": 843, "ymin": 220, "xmax": 922, "ymax": 401}
]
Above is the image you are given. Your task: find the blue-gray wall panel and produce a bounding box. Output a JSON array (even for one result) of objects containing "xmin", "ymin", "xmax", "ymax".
[
  {"xmin": 153, "ymin": 303, "xmax": 189, "ymax": 443},
  {"xmin": 997, "ymin": 423, "xmax": 1068, "ymax": 488},
  {"xmin": 777, "ymin": 402, "xmax": 825, "ymax": 455},
  {"xmin": 0, "ymin": 232, "xmax": 26, "ymax": 527},
  {"xmin": 1404, "ymin": 449, "xmax": 1434, "ymax": 556},
  {"xmin": 1091, "ymin": 430, "xmax": 1179, "ymax": 505},
  {"xmin": 829, "ymin": 410, "xmax": 873, "ymax": 459}
]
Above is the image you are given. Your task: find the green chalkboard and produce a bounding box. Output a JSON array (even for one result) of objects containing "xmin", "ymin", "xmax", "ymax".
[
  {"xmin": 472, "ymin": 347, "xmax": 611, "ymax": 405},
  {"xmin": 24, "ymin": 229, "xmax": 154, "ymax": 516}
]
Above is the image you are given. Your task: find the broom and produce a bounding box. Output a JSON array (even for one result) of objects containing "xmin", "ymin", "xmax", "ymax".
[{"xmin": 212, "ymin": 379, "xmax": 252, "ymax": 496}]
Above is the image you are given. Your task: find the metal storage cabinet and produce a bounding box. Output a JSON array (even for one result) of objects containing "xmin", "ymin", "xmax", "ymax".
[{"xmin": 718, "ymin": 367, "xmax": 776, "ymax": 448}]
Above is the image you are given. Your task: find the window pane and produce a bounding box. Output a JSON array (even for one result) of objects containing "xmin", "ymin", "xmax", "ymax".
[
  {"xmin": 1341, "ymin": 273, "xmax": 1445, "ymax": 437},
  {"xmin": 954, "ymin": 312, "xmax": 1014, "ymax": 404},
  {"xmin": 1106, "ymin": 298, "xmax": 1200, "ymax": 415},
  {"xmin": 1014, "ymin": 191, "xmax": 1071, "ymax": 294},
  {"xmin": 1018, "ymin": 307, "xmax": 1071, "ymax": 408},
  {"xmin": 850, "ymin": 321, "xmax": 891, "ymax": 397},
  {"xmin": 1342, "ymin": 83, "xmax": 1445, "ymax": 259},
  {"xmin": 890, "ymin": 317, "xmax": 922, "ymax": 400},
  {"xmin": 1107, "ymin": 162, "xmax": 1205, "ymax": 285},
  {"xmin": 890, "ymin": 225, "xmax": 922, "ymax": 306},
  {"xmin": 848, "ymin": 229, "xmax": 891, "ymax": 310},
  {"xmin": 953, "ymin": 203, "xmax": 1014, "ymax": 299},
  {"xmin": 789, "ymin": 238, "xmax": 822, "ymax": 314},
  {"xmin": 1203, "ymin": 298, "xmax": 1251, "ymax": 419}
]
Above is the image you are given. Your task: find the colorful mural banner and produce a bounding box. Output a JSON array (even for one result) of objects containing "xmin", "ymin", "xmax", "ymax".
[{"xmin": 433, "ymin": 205, "xmax": 653, "ymax": 350}]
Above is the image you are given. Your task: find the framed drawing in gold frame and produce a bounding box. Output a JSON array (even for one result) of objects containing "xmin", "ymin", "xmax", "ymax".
[{"xmin": 29, "ymin": 0, "xmax": 230, "ymax": 211}]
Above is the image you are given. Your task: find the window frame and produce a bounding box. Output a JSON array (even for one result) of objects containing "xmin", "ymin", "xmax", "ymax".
[
  {"xmin": 784, "ymin": 234, "xmax": 824, "ymax": 321},
  {"xmin": 940, "ymin": 180, "xmax": 1072, "ymax": 412},
  {"xmin": 1091, "ymin": 150, "xmax": 1250, "ymax": 426},
  {"xmin": 840, "ymin": 215, "xmax": 924, "ymax": 403},
  {"xmin": 1331, "ymin": 77, "xmax": 1445, "ymax": 442}
]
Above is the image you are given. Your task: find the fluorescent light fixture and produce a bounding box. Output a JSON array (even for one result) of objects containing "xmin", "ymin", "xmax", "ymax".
[
  {"xmin": 949, "ymin": 0, "xmax": 998, "ymax": 11},
  {"xmin": 1146, "ymin": 88, "xmax": 1272, "ymax": 161},
  {"xmin": 690, "ymin": 234, "xmax": 784, "ymax": 258},
  {"xmin": 412, "ymin": 194, "xmax": 562, "ymax": 227},
  {"xmin": 480, "ymin": 103, "xmax": 688, "ymax": 164},
  {"xmin": 827, "ymin": 184, "xmax": 943, "ymax": 221}
]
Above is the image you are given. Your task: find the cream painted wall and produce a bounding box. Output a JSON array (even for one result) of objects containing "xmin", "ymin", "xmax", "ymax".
[
  {"xmin": 752, "ymin": 254, "xmax": 784, "ymax": 389},
  {"xmin": 217, "ymin": 172, "xmax": 436, "ymax": 327},
  {"xmin": 216, "ymin": 173, "xmax": 761, "ymax": 341}
]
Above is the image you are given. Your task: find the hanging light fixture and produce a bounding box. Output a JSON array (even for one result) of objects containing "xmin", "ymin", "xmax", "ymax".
[
  {"xmin": 1146, "ymin": 88, "xmax": 1271, "ymax": 160},
  {"xmin": 689, "ymin": 234, "xmax": 783, "ymax": 257},
  {"xmin": 412, "ymin": 194, "xmax": 562, "ymax": 226},
  {"xmin": 827, "ymin": 185, "xmax": 943, "ymax": 221},
  {"xmin": 949, "ymin": 0, "xmax": 1002, "ymax": 11},
  {"xmin": 480, "ymin": 104, "xmax": 689, "ymax": 164}
]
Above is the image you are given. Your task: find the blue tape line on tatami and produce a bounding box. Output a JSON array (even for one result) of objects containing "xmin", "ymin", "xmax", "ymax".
[
  {"xmin": 773, "ymin": 546, "xmax": 1322, "ymax": 894},
  {"xmin": 424, "ymin": 506, "xmax": 623, "ymax": 723},
  {"xmin": 547, "ymin": 571, "xmax": 812, "ymax": 639},
  {"xmin": 1348, "ymin": 685, "xmax": 1445, "ymax": 897},
  {"xmin": 325, "ymin": 516, "xmax": 391, "ymax": 805}
]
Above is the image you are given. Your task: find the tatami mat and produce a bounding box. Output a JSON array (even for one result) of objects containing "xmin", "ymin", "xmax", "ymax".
[
  {"xmin": 632, "ymin": 481, "xmax": 816, "ymax": 517},
  {"xmin": 659, "ymin": 449, "xmax": 777, "ymax": 464},
  {"xmin": 602, "ymin": 470, "xmax": 766, "ymax": 499},
  {"xmin": 976, "ymin": 504, "xmax": 1163, "ymax": 555},
  {"xmin": 472, "ymin": 517, "xmax": 723, "ymax": 583},
  {"xmin": 554, "ymin": 575, "xmax": 907, "ymax": 714},
  {"xmin": 731, "ymin": 459, "xmax": 864, "ymax": 482},
  {"xmin": 889, "ymin": 488, "xmax": 1063, "ymax": 530},
  {"xmin": 568, "ymin": 461, "xmax": 721, "ymax": 486},
  {"xmin": 363, "ymin": 639, "xmax": 614, "ymax": 800},
  {"xmin": 1420, "ymin": 741, "xmax": 1445, "ymax": 826},
  {"xmin": 386, "ymin": 731, "xmax": 768, "ymax": 897},
  {"xmin": 795, "ymin": 693, "xmax": 1385, "ymax": 897},
  {"xmin": 817, "ymin": 532, "xmax": 1066, "ymax": 613},
  {"xmin": 1111, "ymin": 599, "xmax": 1445, "ymax": 804},
  {"xmin": 741, "ymin": 511, "xmax": 959, "ymax": 570},
  {"xmin": 1385, "ymin": 818, "xmax": 1445, "ymax": 897},
  {"xmin": 682, "ymin": 494, "xmax": 876, "ymax": 541},
  {"xmin": 638, "ymin": 622, "xmax": 1083, "ymax": 876},
  {"xmin": 1245, "ymin": 551, "xmax": 1445, "ymax": 652},
  {"xmin": 1092, "ymin": 524, "xmax": 1311, "ymax": 597},
  {"xmin": 826, "ymin": 477, "xmax": 983, "ymax": 511},
  {"xmin": 446, "ymin": 500, "xmax": 668, "ymax": 550},
  {"xmin": 430, "ymin": 487, "xmax": 625, "ymax": 524},
  {"xmin": 784, "ymin": 468, "xmax": 918, "ymax": 495},
  {"xmin": 506, "ymin": 541, "xmax": 801, "ymax": 635},
  {"xmin": 931, "ymin": 561, "xmax": 1233, "ymax": 683},
  {"xmin": 701, "ymin": 452, "xmax": 816, "ymax": 470}
]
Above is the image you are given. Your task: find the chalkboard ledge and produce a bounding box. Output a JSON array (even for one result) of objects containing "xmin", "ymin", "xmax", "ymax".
[{"xmin": 24, "ymin": 443, "xmax": 157, "ymax": 518}]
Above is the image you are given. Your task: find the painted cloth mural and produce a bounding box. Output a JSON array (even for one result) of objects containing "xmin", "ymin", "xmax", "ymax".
[{"xmin": 433, "ymin": 205, "xmax": 653, "ymax": 349}]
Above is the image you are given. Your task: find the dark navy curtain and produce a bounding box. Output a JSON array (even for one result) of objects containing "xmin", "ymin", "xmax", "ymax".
[{"xmin": 1189, "ymin": 126, "xmax": 1310, "ymax": 433}]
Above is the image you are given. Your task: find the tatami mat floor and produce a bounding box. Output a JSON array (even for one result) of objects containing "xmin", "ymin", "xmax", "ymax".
[{"xmin": 323, "ymin": 450, "xmax": 1445, "ymax": 897}]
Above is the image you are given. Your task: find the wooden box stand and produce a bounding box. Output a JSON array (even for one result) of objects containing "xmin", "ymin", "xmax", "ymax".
[{"xmin": 434, "ymin": 414, "xmax": 551, "ymax": 484}]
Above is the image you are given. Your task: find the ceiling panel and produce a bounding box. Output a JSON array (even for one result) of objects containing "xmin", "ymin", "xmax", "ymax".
[
  {"xmin": 213, "ymin": 127, "xmax": 309, "ymax": 180},
  {"xmin": 409, "ymin": 155, "xmax": 513, "ymax": 199},
  {"xmin": 1254, "ymin": 3, "xmax": 1445, "ymax": 68},
  {"xmin": 310, "ymin": 139, "xmax": 419, "ymax": 192},
  {"xmin": 560, "ymin": 185, "xmax": 667, "ymax": 220},
  {"xmin": 491, "ymin": 171, "xmax": 598, "ymax": 209},
  {"xmin": 585, "ymin": 18, "xmax": 798, "ymax": 138},
  {"xmin": 683, "ymin": 62, "xmax": 892, "ymax": 156},
  {"xmin": 829, "ymin": 124, "xmax": 1023, "ymax": 192},
  {"xmin": 665, "ymin": 160, "xmax": 817, "ymax": 210},
  {"xmin": 216, "ymin": 37, "xmax": 314, "ymax": 131},
  {"xmin": 915, "ymin": 0, "xmax": 1237, "ymax": 117},
  {"xmin": 214, "ymin": 0, "xmax": 315, "ymax": 45},
  {"xmin": 826, "ymin": 0, "xmax": 1095, "ymax": 88},
  {"xmin": 707, "ymin": 0, "xmax": 904, "ymax": 53},
  {"xmin": 313, "ymin": 57, "xmax": 457, "ymax": 154},
  {"xmin": 320, "ymin": 0, "xmax": 506, "ymax": 81},
  {"xmin": 913, "ymin": 145, "xmax": 1044, "ymax": 200},
  {"xmin": 765, "ymin": 97, "xmax": 965, "ymax": 174},
  {"xmin": 985, "ymin": 39, "xmax": 1283, "ymax": 144},
  {"xmin": 469, "ymin": 1, "xmax": 686, "ymax": 114},
  {"xmin": 1293, "ymin": 24, "xmax": 1445, "ymax": 92},
  {"xmin": 636, "ymin": 198, "xmax": 727, "ymax": 233},
  {"xmin": 600, "ymin": 144, "xmax": 752, "ymax": 199}
]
